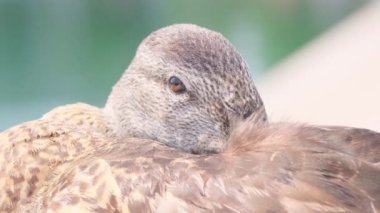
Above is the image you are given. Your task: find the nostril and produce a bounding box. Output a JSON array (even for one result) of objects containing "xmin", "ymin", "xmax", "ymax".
[{"xmin": 243, "ymin": 108, "xmax": 254, "ymax": 120}]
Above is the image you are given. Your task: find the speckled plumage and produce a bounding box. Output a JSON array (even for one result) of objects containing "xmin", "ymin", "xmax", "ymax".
[{"xmin": 1, "ymin": 24, "xmax": 380, "ymax": 212}]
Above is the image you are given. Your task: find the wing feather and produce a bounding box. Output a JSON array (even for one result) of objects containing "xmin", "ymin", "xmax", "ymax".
[
  {"xmin": 32, "ymin": 124, "xmax": 380, "ymax": 212},
  {"xmin": 1, "ymin": 104, "xmax": 379, "ymax": 212}
]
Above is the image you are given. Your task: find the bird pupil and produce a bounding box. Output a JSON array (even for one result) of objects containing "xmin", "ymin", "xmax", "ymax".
[
  {"xmin": 169, "ymin": 76, "xmax": 186, "ymax": 93},
  {"xmin": 170, "ymin": 77, "xmax": 181, "ymax": 85}
]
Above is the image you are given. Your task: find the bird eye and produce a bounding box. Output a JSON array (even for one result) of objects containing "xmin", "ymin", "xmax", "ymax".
[{"xmin": 168, "ymin": 76, "xmax": 186, "ymax": 94}]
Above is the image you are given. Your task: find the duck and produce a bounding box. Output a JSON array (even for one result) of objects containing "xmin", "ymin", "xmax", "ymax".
[{"xmin": 0, "ymin": 24, "xmax": 379, "ymax": 212}]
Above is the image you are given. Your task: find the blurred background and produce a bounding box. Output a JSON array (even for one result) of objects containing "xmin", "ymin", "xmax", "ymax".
[{"xmin": 1, "ymin": 0, "xmax": 379, "ymax": 131}]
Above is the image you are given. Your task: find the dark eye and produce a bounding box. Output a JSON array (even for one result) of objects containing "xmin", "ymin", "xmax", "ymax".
[{"xmin": 168, "ymin": 76, "xmax": 186, "ymax": 94}]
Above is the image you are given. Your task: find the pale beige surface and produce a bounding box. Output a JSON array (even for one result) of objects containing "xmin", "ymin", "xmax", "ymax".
[{"xmin": 258, "ymin": 1, "xmax": 380, "ymax": 132}]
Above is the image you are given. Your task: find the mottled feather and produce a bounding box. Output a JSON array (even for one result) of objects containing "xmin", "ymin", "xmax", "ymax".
[
  {"xmin": 1, "ymin": 24, "xmax": 380, "ymax": 213},
  {"xmin": 1, "ymin": 104, "xmax": 378, "ymax": 212}
]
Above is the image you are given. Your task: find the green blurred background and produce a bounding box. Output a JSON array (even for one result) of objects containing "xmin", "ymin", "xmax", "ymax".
[{"xmin": 0, "ymin": 0, "xmax": 369, "ymax": 130}]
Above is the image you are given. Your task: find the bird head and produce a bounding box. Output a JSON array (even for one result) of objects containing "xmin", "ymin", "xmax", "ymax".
[{"xmin": 104, "ymin": 24, "xmax": 267, "ymax": 154}]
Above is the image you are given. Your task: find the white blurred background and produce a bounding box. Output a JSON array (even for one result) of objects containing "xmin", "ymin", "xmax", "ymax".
[{"xmin": 258, "ymin": 1, "xmax": 380, "ymax": 131}]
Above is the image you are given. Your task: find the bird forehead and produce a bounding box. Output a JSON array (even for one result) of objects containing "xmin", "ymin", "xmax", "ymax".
[{"xmin": 142, "ymin": 25, "xmax": 247, "ymax": 79}]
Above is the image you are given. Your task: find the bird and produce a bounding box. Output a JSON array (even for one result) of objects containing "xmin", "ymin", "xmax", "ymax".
[{"xmin": 0, "ymin": 24, "xmax": 379, "ymax": 212}]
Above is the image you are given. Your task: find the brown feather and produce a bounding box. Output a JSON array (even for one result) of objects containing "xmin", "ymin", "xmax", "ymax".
[
  {"xmin": 1, "ymin": 24, "xmax": 380, "ymax": 213},
  {"xmin": 1, "ymin": 104, "xmax": 377, "ymax": 212}
]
